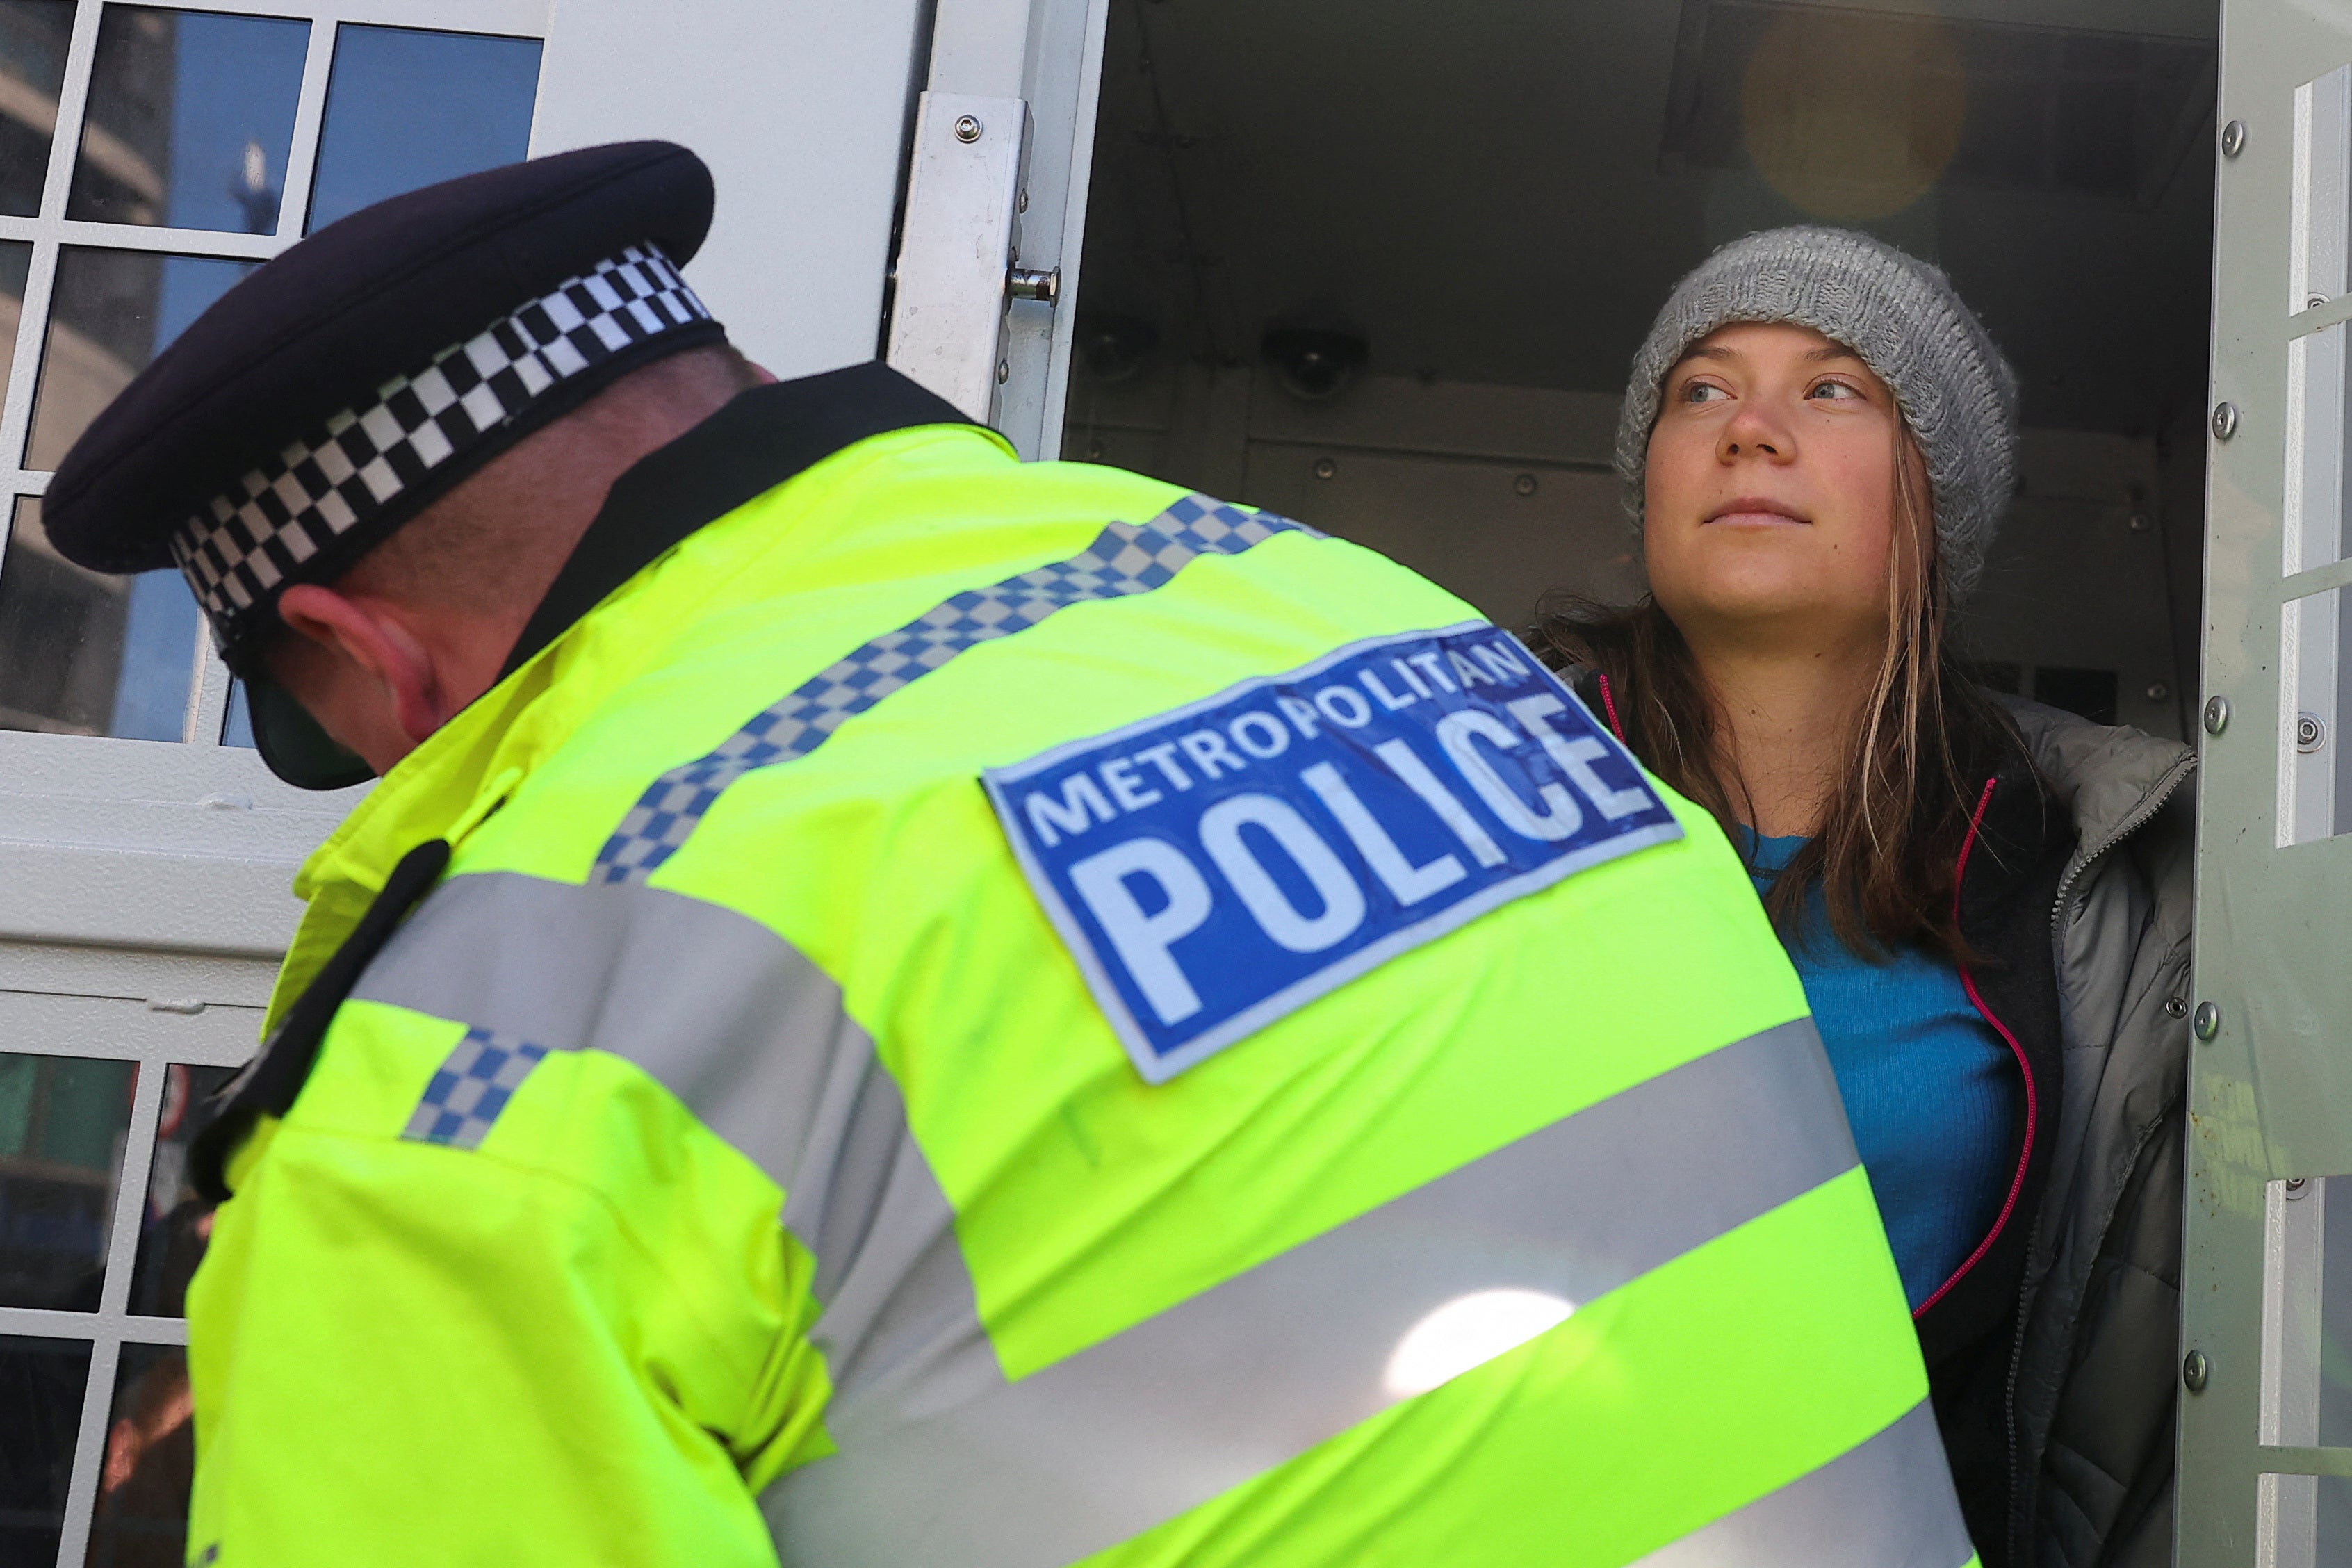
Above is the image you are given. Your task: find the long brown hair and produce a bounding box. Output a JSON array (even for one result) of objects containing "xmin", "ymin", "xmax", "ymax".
[{"xmin": 1530, "ymin": 424, "xmax": 2018, "ymax": 963}]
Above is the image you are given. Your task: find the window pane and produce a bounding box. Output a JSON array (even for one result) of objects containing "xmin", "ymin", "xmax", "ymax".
[
  {"xmin": 0, "ymin": 239, "xmax": 26, "ymax": 415},
  {"xmin": 307, "ymin": 25, "xmax": 541, "ymax": 234},
  {"xmin": 220, "ymin": 676, "xmax": 252, "ymax": 748},
  {"xmin": 0, "ymin": 496, "xmax": 198, "ymax": 740},
  {"xmin": 0, "ymin": 1, "xmax": 74, "ymax": 218},
  {"xmin": 0, "ymin": 1052, "xmax": 136, "ymax": 1310},
  {"xmin": 67, "ymin": 5, "xmax": 309, "ymax": 233},
  {"xmin": 25, "ymin": 246, "xmax": 254, "ymax": 471},
  {"xmin": 85, "ymin": 1341, "xmax": 192, "ymax": 1566},
  {"xmin": 0, "ymin": 1334, "xmax": 92, "ymax": 1565},
  {"xmin": 125, "ymin": 1063, "xmax": 234, "ymax": 1318}
]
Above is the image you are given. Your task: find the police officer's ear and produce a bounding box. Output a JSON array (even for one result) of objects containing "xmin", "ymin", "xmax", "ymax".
[{"xmin": 274, "ymin": 584, "xmax": 456, "ymax": 765}]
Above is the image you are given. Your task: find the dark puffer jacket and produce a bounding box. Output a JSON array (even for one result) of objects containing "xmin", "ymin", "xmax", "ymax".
[{"xmin": 1572, "ymin": 673, "xmax": 2193, "ymax": 1567}]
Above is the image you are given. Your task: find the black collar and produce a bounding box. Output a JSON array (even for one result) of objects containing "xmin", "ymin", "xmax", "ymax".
[{"xmin": 498, "ymin": 361, "xmax": 974, "ymax": 680}]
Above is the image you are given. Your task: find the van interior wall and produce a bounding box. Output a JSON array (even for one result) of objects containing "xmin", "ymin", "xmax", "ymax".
[{"xmin": 1061, "ymin": 0, "xmax": 2220, "ymax": 743}]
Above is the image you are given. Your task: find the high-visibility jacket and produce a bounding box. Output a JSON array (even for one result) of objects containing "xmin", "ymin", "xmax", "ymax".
[{"xmin": 186, "ymin": 364, "xmax": 1973, "ymax": 1567}]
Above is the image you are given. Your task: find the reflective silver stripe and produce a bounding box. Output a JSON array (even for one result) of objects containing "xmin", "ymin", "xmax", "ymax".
[
  {"xmin": 355, "ymin": 872, "xmax": 1879, "ymax": 1567},
  {"xmin": 1632, "ymin": 1401, "xmax": 1974, "ymax": 1568}
]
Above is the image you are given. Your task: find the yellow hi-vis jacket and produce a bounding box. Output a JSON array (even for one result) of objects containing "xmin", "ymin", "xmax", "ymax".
[{"xmin": 186, "ymin": 364, "xmax": 1973, "ymax": 1567}]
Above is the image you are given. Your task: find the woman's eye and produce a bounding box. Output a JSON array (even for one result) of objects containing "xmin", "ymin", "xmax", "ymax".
[
  {"xmin": 1682, "ymin": 382, "xmax": 1727, "ymax": 404},
  {"xmin": 1807, "ymin": 379, "xmax": 1861, "ymax": 401}
]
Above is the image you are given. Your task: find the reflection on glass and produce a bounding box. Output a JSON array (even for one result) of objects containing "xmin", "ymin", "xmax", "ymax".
[
  {"xmin": 26, "ymin": 246, "xmax": 254, "ymax": 471},
  {"xmin": 307, "ymin": 24, "xmax": 541, "ymax": 233},
  {"xmin": 0, "ymin": 1052, "xmax": 136, "ymax": 1310},
  {"xmin": 85, "ymin": 1341, "xmax": 193, "ymax": 1567},
  {"xmin": 126, "ymin": 1063, "xmax": 234, "ymax": 1318},
  {"xmin": 0, "ymin": 498, "xmax": 199, "ymax": 740},
  {"xmin": 67, "ymin": 6, "xmax": 308, "ymax": 233},
  {"xmin": 0, "ymin": 1, "xmax": 73, "ymax": 218},
  {"xmin": 0, "ymin": 1334, "xmax": 90, "ymax": 1565},
  {"xmin": 0, "ymin": 238, "xmax": 27, "ymax": 416},
  {"xmin": 220, "ymin": 677, "xmax": 252, "ymax": 748}
]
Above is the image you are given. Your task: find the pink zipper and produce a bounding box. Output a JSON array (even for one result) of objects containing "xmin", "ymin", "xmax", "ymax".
[
  {"xmin": 1913, "ymin": 775, "xmax": 2039, "ymax": 1321},
  {"xmin": 1596, "ymin": 671, "xmax": 1627, "ymax": 742}
]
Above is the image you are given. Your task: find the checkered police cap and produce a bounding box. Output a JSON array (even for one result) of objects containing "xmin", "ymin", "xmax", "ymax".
[
  {"xmin": 172, "ymin": 245, "xmax": 711, "ymax": 654},
  {"xmin": 42, "ymin": 141, "xmax": 724, "ymax": 666}
]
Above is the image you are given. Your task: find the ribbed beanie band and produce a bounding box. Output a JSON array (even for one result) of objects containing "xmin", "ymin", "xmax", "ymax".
[{"xmin": 1615, "ymin": 226, "xmax": 2020, "ymax": 600}]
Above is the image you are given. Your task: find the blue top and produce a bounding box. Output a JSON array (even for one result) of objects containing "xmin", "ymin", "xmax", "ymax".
[{"xmin": 1743, "ymin": 831, "xmax": 2020, "ymax": 1309}]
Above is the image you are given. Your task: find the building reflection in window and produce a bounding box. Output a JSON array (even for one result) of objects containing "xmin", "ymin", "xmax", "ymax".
[
  {"xmin": 85, "ymin": 1341, "xmax": 193, "ymax": 1568},
  {"xmin": 125, "ymin": 1063, "xmax": 232, "ymax": 1319},
  {"xmin": 0, "ymin": 497, "xmax": 199, "ymax": 740},
  {"xmin": 66, "ymin": 6, "xmax": 309, "ymax": 234},
  {"xmin": 0, "ymin": 238, "xmax": 27, "ymax": 416},
  {"xmin": 307, "ymin": 24, "xmax": 541, "ymax": 233},
  {"xmin": 0, "ymin": 0, "xmax": 73, "ymax": 218},
  {"xmin": 0, "ymin": 1051, "xmax": 136, "ymax": 1312}
]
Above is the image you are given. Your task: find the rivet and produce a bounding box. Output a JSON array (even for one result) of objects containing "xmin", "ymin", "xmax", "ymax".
[
  {"xmin": 1018, "ymin": 188, "xmax": 1029, "ymax": 213},
  {"xmin": 2212, "ymin": 402, "xmax": 2239, "ymax": 440},
  {"xmin": 2298, "ymin": 712, "xmax": 2328, "ymax": 753},
  {"xmin": 1312, "ymin": 457, "xmax": 1338, "ymax": 481},
  {"xmin": 2204, "ymin": 695, "xmax": 2230, "ymax": 735},
  {"xmin": 2165, "ymin": 997, "xmax": 2188, "ymax": 1020},
  {"xmin": 2184, "ymin": 1349, "xmax": 2210, "ymax": 1392},
  {"xmin": 2287, "ymin": 1177, "xmax": 2311, "ymax": 1196},
  {"xmin": 954, "ymin": 114, "xmax": 983, "ymax": 144},
  {"xmin": 996, "ymin": 359, "xmax": 1010, "ymax": 384},
  {"xmin": 1514, "ymin": 473, "xmax": 1539, "ymax": 497},
  {"xmin": 2313, "ymin": 295, "xmax": 2331, "ymax": 311},
  {"xmin": 2221, "ymin": 120, "xmax": 2247, "ymax": 158},
  {"xmin": 2128, "ymin": 513, "xmax": 2153, "ymax": 533},
  {"xmin": 2194, "ymin": 1001, "xmax": 2221, "ymax": 1042},
  {"xmin": 2146, "ymin": 682, "xmax": 2171, "ymax": 702}
]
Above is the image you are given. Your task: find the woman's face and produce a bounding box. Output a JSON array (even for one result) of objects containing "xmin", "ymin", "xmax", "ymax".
[{"xmin": 1642, "ymin": 321, "xmax": 1906, "ymax": 654}]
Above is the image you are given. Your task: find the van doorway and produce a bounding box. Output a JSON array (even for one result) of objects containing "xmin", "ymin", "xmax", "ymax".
[{"xmin": 1060, "ymin": 0, "xmax": 2219, "ymax": 741}]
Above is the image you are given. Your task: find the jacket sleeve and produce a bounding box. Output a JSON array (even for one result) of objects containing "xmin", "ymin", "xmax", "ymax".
[{"xmin": 183, "ymin": 1023, "xmax": 833, "ymax": 1567}]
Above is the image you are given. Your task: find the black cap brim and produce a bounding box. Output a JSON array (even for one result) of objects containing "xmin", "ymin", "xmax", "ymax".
[{"xmin": 248, "ymin": 676, "xmax": 374, "ymax": 791}]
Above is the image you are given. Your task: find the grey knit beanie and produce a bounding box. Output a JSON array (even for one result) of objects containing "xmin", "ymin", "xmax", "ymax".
[{"xmin": 1615, "ymin": 226, "xmax": 2020, "ymax": 600}]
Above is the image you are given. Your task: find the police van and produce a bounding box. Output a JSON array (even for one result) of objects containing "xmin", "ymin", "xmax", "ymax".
[{"xmin": 0, "ymin": 0, "xmax": 2331, "ymax": 1561}]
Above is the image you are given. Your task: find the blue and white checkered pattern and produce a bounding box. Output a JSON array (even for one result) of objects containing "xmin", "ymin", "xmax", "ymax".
[
  {"xmin": 401, "ymin": 1027, "xmax": 550, "ymax": 1149},
  {"xmin": 591, "ymin": 493, "xmax": 1318, "ymax": 885}
]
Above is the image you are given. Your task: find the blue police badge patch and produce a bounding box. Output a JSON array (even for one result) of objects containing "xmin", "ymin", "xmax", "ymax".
[{"xmin": 983, "ymin": 623, "xmax": 1683, "ymax": 1082}]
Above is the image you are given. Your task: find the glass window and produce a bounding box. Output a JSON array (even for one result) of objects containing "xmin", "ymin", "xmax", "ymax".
[
  {"xmin": 220, "ymin": 677, "xmax": 252, "ymax": 748},
  {"xmin": 125, "ymin": 1062, "xmax": 233, "ymax": 1318},
  {"xmin": 306, "ymin": 24, "xmax": 541, "ymax": 233},
  {"xmin": 0, "ymin": 1051, "xmax": 136, "ymax": 1311},
  {"xmin": 66, "ymin": 5, "xmax": 309, "ymax": 233},
  {"xmin": 0, "ymin": 1334, "xmax": 92, "ymax": 1565},
  {"xmin": 0, "ymin": 0, "xmax": 74, "ymax": 218},
  {"xmin": 85, "ymin": 1341, "xmax": 193, "ymax": 1565},
  {"xmin": 24, "ymin": 246, "xmax": 254, "ymax": 471},
  {"xmin": 0, "ymin": 238, "xmax": 27, "ymax": 415},
  {"xmin": 0, "ymin": 496, "xmax": 199, "ymax": 740}
]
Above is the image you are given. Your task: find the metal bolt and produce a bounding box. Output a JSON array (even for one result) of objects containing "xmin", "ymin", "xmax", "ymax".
[
  {"xmin": 2205, "ymin": 695, "xmax": 2230, "ymax": 735},
  {"xmin": 2128, "ymin": 513, "xmax": 2152, "ymax": 533},
  {"xmin": 1313, "ymin": 457, "xmax": 1338, "ymax": 481},
  {"xmin": 2212, "ymin": 402, "xmax": 2239, "ymax": 440},
  {"xmin": 2299, "ymin": 712, "xmax": 2329, "ymax": 753},
  {"xmin": 954, "ymin": 114, "xmax": 983, "ymax": 143},
  {"xmin": 2146, "ymin": 682, "xmax": 2171, "ymax": 702},
  {"xmin": 1514, "ymin": 473, "xmax": 1539, "ymax": 498},
  {"xmin": 2287, "ymin": 1177, "xmax": 2311, "ymax": 1197},
  {"xmin": 1008, "ymin": 267, "xmax": 1060, "ymax": 305},
  {"xmin": 2165, "ymin": 997, "xmax": 2188, "ymax": 1020},
  {"xmin": 995, "ymin": 359, "xmax": 1009, "ymax": 385},
  {"xmin": 2194, "ymin": 1001, "xmax": 2222, "ymax": 1042},
  {"xmin": 2184, "ymin": 1349, "xmax": 2210, "ymax": 1392},
  {"xmin": 2222, "ymin": 120, "xmax": 2247, "ymax": 158},
  {"xmin": 1018, "ymin": 188, "xmax": 1029, "ymax": 214}
]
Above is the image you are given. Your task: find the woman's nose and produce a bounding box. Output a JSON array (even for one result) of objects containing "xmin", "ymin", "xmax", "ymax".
[{"xmin": 1719, "ymin": 405, "xmax": 1790, "ymax": 461}]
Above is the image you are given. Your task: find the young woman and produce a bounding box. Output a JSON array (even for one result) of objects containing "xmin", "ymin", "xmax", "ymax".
[{"xmin": 1535, "ymin": 228, "xmax": 2194, "ymax": 1568}]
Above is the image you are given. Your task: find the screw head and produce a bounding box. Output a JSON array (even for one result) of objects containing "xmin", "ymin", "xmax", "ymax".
[
  {"xmin": 2194, "ymin": 1001, "xmax": 2221, "ymax": 1042},
  {"xmin": 1514, "ymin": 473, "xmax": 1539, "ymax": 497},
  {"xmin": 2212, "ymin": 402, "xmax": 2239, "ymax": 440},
  {"xmin": 2222, "ymin": 120, "xmax": 2248, "ymax": 157},
  {"xmin": 2299, "ymin": 712, "xmax": 2329, "ymax": 753},
  {"xmin": 1312, "ymin": 457, "xmax": 1338, "ymax": 481},
  {"xmin": 2204, "ymin": 694, "xmax": 2230, "ymax": 735},
  {"xmin": 2184, "ymin": 1349, "xmax": 2210, "ymax": 1392},
  {"xmin": 2146, "ymin": 682, "xmax": 2171, "ymax": 703},
  {"xmin": 995, "ymin": 359, "xmax": 1009, "ymax": 385},
  {"xmin": 2314, "ymin": 295, "xmax": 2333, "ymax": 311},
  {"xmin": 2128, "ymin": 512, "xmax": 2153, "ymax": 533},
  {"xmin": 953, "ymin": 114, "xmax": 983, "ymax": 143},
  {"xmin": 2287, "ymin": 1176, "xmax": 2311, "ymax": 1196}
]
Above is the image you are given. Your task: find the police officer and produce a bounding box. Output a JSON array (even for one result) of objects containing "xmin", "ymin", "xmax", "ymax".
[{"xmin": 47, "ymin": 143, "xmax": 1975, "ymax": 1567}]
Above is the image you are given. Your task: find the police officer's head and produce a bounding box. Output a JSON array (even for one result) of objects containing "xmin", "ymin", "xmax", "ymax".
[{"xmin": 42, "ymin": 142, "xmax": 760, "ymax": 788}]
